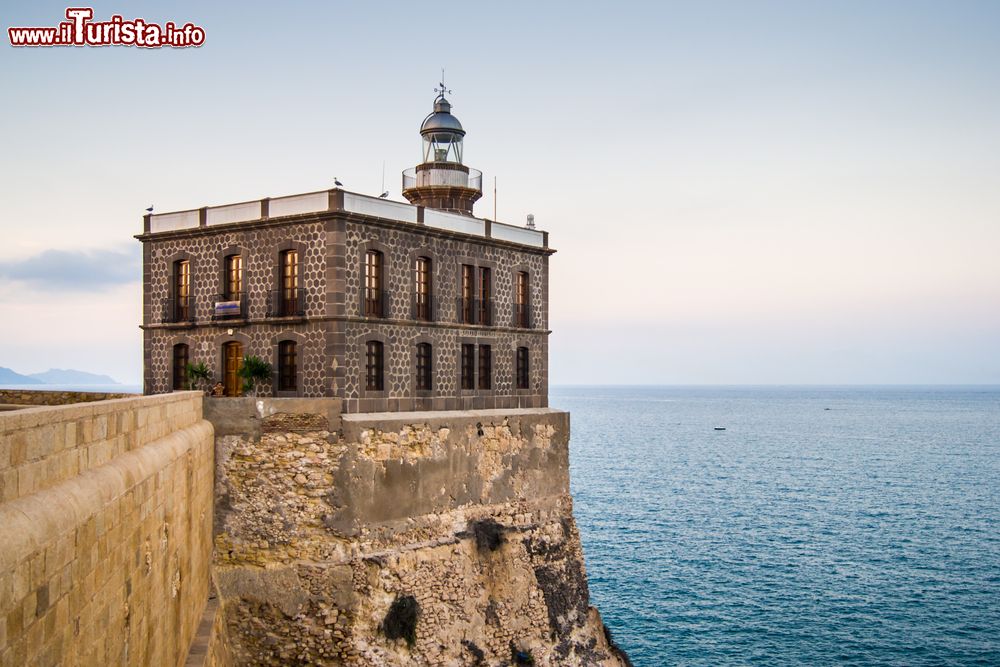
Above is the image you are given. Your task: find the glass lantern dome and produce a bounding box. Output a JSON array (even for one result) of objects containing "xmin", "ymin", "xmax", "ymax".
[{"xmin": 420, "ymin": 96, "xmax": 465, "ymax": 164}]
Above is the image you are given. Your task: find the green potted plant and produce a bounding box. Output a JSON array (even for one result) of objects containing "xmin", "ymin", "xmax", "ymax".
[
  {"xmin": 238, "ymin": 355, "xmax": 273, "ymax": 397},
  {"xmin": 185, "ymin": 362, "xmax": 211, "ymax": 393}
]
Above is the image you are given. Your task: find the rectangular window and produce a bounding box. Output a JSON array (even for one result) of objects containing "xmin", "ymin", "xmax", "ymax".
[
  {"xmin": 478, "ymin": 267, "xmax": 491, "ymax": 325},
  {"xmin": 365, "ymin": 250, "xmax": 383, "ymax": 317},
  {"xmin": 225, "ymin": 254, "xmax": 242, "ymax": 300},
  {"xmin": 516, "ymin": 347, "xmax": 530, "ymax": 389},
  {"xmin": 461, "ymin": 264, "xmax": 474, "ymax": 324},
  {"xmin": 515, "ymin": 271, "xmax": 529, "ymax": 328},
  {"xmin": 281, "ymin": 250, "xmax": 299, "ymax": 316},
  {"xmin": 478, "ymin": 344, "xmax": 492, "ymax": 390},
  {"xmin": 461, "ymin": 343, "xmax": 475, "ymax": 390},
  {"xmin": 172, "ymin": 343, "xmax": 189, "ymax": 390},
  {"xmin": 415, "ymin": 256, "xmax": 432, "ymax": 321},
  {"xmin": 416, "ymin": 342, "xmax": 432, "ymax": 391},
  {"xmin": 173, "ymin": 260, "xmax": 191, "ymax": 321},
  {"xmin": 278, "ymin": 341, "xmax": 297, "ymax": 391},
  {"xmin": 366, "ymin": 340, "xmax": 384, "ymax": 391}
]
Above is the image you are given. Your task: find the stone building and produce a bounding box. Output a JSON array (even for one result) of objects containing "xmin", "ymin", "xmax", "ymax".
[{"xmin": 139, "ymin": 90, "xmax": 552, "ymax": 413}]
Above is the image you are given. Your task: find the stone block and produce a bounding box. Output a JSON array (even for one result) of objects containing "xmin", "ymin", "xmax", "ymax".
[
  {"xmin": 16, "ymin": 463, "xmax": 37, "ymax": 498},
  {"xmin": 9, "ymin": 432, "xmax": 28, "ymax": 467},
  {"xmin": 5, "ymin": 605, "xmax": 22, "ymax": 641},
  {"xmin": 19, "ymin": 592, "xmax": 35, "ymax": 628},
  {"xmin": 0, "ymin": 471, "xmax": 17, "ymax": 503},
  {"xmin": 0, "ymin": 436, "xmax": 10, "ymax": 470}
]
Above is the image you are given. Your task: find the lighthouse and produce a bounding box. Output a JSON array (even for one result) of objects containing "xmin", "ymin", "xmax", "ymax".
[{"xmin": 402, "ymin": 82, "xmax": 483, "ymax": 215}]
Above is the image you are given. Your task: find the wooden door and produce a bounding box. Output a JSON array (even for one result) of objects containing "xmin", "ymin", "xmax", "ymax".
[{"xmin": 223, "ymin": 342, "xmax": 243, "ymax": 397}]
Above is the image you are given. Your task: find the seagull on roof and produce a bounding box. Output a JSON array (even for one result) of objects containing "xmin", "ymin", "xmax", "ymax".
[
  {"xmin": 379, "ymin": 191, "xmax": 389, "ymax": 199},
  {"xmin": 334, "ymin": 177, "xmax": 343, "ymax": 187},
  {"xmin": 145, "ymin": 205, "xmax": 154, "ymax": 213}
]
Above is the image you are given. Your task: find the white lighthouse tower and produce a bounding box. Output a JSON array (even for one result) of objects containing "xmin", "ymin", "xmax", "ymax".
[{"xmin": 402, "ymin": 80, "xmax": 483, "ymax": 215}]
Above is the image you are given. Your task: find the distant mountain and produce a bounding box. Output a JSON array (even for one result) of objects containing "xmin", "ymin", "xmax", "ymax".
[
  {"xmin": 27, "ymin": 369, "xmax": 120, "ymax": 385},
  {"xmin": 0, "ymin": 367, "xmax": 42, "ymax": 384}
]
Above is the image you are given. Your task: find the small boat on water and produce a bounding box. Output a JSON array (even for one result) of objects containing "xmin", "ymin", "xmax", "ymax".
[{"xmin": 714, "ymin": 427, "xmax": 726, "ymax": 431}]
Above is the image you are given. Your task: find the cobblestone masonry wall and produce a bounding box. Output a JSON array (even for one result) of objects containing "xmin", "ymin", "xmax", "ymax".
[
  {"xmin": 142, "ymin": 214, "xmax": 551, "ymax": 412},
  {"xmin": 0, "ymin": 393, "xmax": 215, "ymax": 666},
  {"xmin": 342, "ymin": 220, "xmax": 548, "ymax": 329},
  {"xmin": 143, "ymin": 220, "xmax": 329, "ymax": 397},
  {"xmin": 145, "ymin": 324, "xmax": 329, "ymax": 398},
  {"xmin": 143, "ymin": 222, "xmax": 327, "ymax": 326},
  {"xmin": 209, "ymin": 402, "xmax": 629, "ymax": 666},
  {"xmin": 341, "ymin": 322, "xmax": 548, "ymax": 413}
]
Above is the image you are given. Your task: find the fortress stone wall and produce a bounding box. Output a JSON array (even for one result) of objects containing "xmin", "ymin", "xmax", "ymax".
[
  {"xmin": 0, "ymin": 390, "xmax": 134, "ymax": 409},
  {"xmin": 0, "ymin": 393, "xmax": 214, "ymax": 666},
  {"xmin": 209, "ymin": 401, "xmax": 628, "ymax": 666}
]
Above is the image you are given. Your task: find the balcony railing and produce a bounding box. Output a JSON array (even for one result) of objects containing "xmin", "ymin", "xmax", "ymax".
[
  {"xmin": 162, "ymin": 296, "xmax": 194, "ymax": 323},
  {"xmin": 212, "ymin": 293, "xmax": 247, "ymax": 320},
  {"xmin": 266, "ymin": 288, "xmax": 306, "ymax": 318},
  {"xmin": 412, "ymin": 293, "xmax": 434, "ymax": 322},
  {"xmin": 513, "ymin": 303, "xmax": 531, "ymax": 328},
  {"xmin": 363, "ymin": 289, "xmax": 392, "ymax": 318},
  {"xmin": 457, "ymin": 297, "xmax": 493, "ymax": 326}
]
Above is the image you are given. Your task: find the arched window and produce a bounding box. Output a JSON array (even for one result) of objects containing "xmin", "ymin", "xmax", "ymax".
[
  {"xmin": 516, "ymin": 347, "xmax": 530, "ymax": 389},
  {"xmin": 416, "ymin": 342, "xmax": 432, "ymax": 390},
  {"xmin": 365, "ymin": 250, "xmax": 384, "ymax": 317},
  {"xmin": 278, "ymin": 341, "xmax": 297, "ymax": 391},
  {"xmin": 224, "ymin": 254, "xmax": 243, "ymax": 300},
  {"xmin": 279, "ymin": 249, "xmax": 300, "ymax": 316},
  {"xmin": 172, "ymin": 343, "xmax": 189, "ymax": 390},
  {"xmin": 366, "ymin": 340, "xmax": 384, "ymax": 391},
  {"xmin": 414, "ymin": 256, "xmax": 432, "ymax": 321},
  {"xmin": 172, "ymin": 259, "xmax": 191, "ymax": 322}
]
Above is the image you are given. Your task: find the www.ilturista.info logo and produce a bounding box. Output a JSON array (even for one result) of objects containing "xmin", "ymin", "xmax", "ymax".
[{"xmin": 8, "ymin": 7, "xmax": 205, "ymax": 48}]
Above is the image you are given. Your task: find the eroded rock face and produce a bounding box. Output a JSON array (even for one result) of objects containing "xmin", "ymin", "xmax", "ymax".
[{"xmin": 210, "ymin": 405, "xmax": 628, "ymax": 666}]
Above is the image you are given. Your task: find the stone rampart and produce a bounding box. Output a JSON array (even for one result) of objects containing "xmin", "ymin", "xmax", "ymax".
[
  {"xmin": 209, "ymin": 401, "xmax": 628, "ymax": 666},
  {"xmin": 0, "ymin": 390, "xmax": 134, "ymax": 408},
  {"xmin": 0, "ymin": 392, "xmax": 215, "ymax": 666}
]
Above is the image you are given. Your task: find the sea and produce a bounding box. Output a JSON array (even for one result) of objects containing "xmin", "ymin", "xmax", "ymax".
[{"xmin": 552, "ymin": 386, "xmax": 1000, "ymax": 666}]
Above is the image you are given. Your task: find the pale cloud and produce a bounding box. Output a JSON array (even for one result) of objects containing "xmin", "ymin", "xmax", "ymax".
[{"xmin": 0, "ymin": 248, "xmax": 140, "ymax": 290}]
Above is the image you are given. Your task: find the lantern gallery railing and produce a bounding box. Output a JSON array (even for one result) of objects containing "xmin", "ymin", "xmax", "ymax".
[{"xmin": 402, "ymin": 167, "xmax": 483, "ymax": 192}]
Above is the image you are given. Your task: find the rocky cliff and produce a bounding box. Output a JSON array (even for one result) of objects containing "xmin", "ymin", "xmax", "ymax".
[{"xmin": 206, "ymin": 400, "xmax": 630, "ymax": 666}]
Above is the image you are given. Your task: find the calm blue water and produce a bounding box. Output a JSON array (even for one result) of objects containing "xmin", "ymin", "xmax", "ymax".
[{"xmin": 554, "ymin": 386, "xmax": 1000, "ymax": 667}]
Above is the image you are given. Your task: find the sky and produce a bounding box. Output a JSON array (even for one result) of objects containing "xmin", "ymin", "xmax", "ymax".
[{"xmin": 1, "ymin": 0, "xmax": 999, "ymax": 385}]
